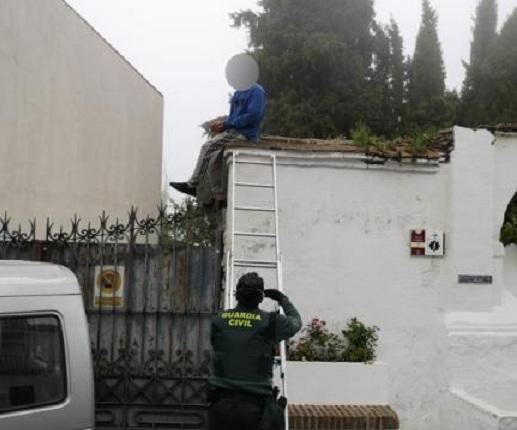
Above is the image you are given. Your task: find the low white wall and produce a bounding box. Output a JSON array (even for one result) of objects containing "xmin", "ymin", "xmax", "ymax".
[
  {"xmin": 444, "ymin": 289, "xmax": 517, "ymax": 396},
  {"xmin": 276, "ymin": 361, "xmax": 388, "ymax": 405},
  {"xmin": 441, "ymin": 388, "xmax": 517, "ymax": 430},
  {"xmin": 224, "ymin": 127, "xmax": 517, "ymax": 429},
  {"xmin": 503, "ymin": 245, "xmax": 517, "ymax": 297},
  {"xmin": 445, "ymin": 333, "xmax": 517, "ymax": 392},
  {"xmin": 226, "ymin": 149, "xmax": 451, "ymax": 429}
]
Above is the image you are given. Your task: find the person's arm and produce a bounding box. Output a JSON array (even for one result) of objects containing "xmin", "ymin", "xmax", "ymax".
[
  {"xmin": 212, "ymin": 94, "xmax": 236, "ymax": 133},
  {"xmin": 223, "ymin": 87, "xmax": 265, "ymax": 130},
  {"xmin": 264, "ymin": 290, "xmax": 302, "ymax": 342}
]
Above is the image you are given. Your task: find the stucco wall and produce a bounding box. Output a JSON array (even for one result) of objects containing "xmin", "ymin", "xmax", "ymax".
[
  {"xmin": 441, "ymin": 389, "xmax": 514, "ymax": 430},
  {"xmin": 226, "ymin": 150, "xmax": 451, "ymax": 429},
  {"xmin": 224, "ymin": 126, "xmax": 517, "ymax": 429},
  {"xmin": 279, "ymin": 362, "xmax": 389, "ymax": 406},
  {"xmin": 0, "ymin": 0, "xmax": 163, "ymax": 234},
  {"xmin": 447, "ymin": 128, "xmax": 498, "ymax": 310},
  {"xmin": 494, "ymin": 133, "xmax": 517, "ymax": 298}
]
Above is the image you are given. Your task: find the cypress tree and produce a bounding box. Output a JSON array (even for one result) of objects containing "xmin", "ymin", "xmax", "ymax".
[
  {"xmin": 408, "ymin": 0, "xmax": 445, "ymax": 108},
  {"xmin": 476, "ymin": 8, "xmax": 517, "ymax": 124},
  {"xmin": 365, "ymin": 24, "xmax": 393, "ymax": 136},
  {"xmin": 461, "ymin": 0, "xmax": 498, "ymax": 124},
  {"xmin": 388, "ymin": 19, "xmax": 405, "ymax": 132}
]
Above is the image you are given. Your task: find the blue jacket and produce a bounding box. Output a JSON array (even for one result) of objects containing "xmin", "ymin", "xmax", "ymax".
[{"xmin": 223, "ymin": 84, "xmax": 266, "ymax": 142}]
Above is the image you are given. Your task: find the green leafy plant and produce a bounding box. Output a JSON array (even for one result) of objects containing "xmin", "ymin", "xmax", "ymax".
[
  {"xmin": 352, "ymin": 122, "xmax": 395, "ymax": 154},
  {"xmin": 410, "ymin": 131, "xmax": 433, "ymax": 155},
  {"xmin": 163, "ymin": 198, "xmax": 218, "ymax": 247},
  {"xmin": 341, "ymin": 318, "xmax": 380, "ymax": 363},
  {"xmin": 500, "ymin": 193, "xmax": 517, "ymax": 246},
  {"xmin": 351, "ymin": 122, "xmax": 373, "ymax": 151},
  {"xmin": 288, "ymin": 317, "xmax": 380, "ymax": 363}
]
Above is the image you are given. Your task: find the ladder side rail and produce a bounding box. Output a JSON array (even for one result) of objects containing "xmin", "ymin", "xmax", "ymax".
[
  {"xmin": 225, "ymin": 250, "xmax": 231, "ymax": 309},
  {"xmin": 272, "ymin": 154, "xmax": 289, "ymax": 430},
  {"xmin": 229, "ymin": 151, "xmax": 238, "ymax": 309}
]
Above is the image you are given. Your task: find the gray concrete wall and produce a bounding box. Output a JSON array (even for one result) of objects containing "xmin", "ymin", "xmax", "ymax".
[{"xmin": 0, "ymin": 0, "xmax": 163, "ymax": 234}]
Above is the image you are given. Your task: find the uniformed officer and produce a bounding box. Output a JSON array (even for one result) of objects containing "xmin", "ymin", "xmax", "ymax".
[{"xmin": 208, "ymin": 272, "xmax": 302, "ymax": 430}]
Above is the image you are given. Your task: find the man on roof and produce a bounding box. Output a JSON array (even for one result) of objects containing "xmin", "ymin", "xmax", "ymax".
[{"xmin": 170, "ymin": 54, "xmax": 266, "ymax": 198}]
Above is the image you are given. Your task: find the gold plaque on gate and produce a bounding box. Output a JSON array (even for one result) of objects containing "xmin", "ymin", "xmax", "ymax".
[{"xmin": 93, "ymin": 266, "xmax": 125, "ymax": 309}]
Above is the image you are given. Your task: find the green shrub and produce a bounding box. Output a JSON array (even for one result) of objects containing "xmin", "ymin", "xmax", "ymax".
[
  {"xmin": 351, "ymin": 122, "xmax": 373, "ymax": 151},
  {"xmin": 500, "ymin": 194, "xmax": 517, "ymax": 246},
  {"xmin": 410, "ymin": 131, "xmax": 433, "ymax": 155},
  {"xmin": 341, "ymin": 317, "xmax": 380, "ymax": 363}
]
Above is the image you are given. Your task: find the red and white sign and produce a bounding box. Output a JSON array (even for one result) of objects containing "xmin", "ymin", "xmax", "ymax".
[
  {"xmin": 410, "ymin": 230, "xmax": 444, "ymax": 257},
  {"xmin": 410, "ymin": 229, "xmax": 426, "ymax": 256}
]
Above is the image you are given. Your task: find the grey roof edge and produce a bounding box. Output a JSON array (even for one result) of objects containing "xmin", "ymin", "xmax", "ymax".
[{"xmin": 60, "ymin": 0, "xmax": 163, "ymax": 97}]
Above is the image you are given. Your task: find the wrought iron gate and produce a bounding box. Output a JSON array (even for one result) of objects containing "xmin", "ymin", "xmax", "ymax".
[{"xmin": 0, "ymin": 206, "xmax": 221, "ymax": 429}]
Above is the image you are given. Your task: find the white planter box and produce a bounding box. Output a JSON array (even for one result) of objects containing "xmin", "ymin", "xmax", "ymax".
[{"xmin": 276, "ymin": 361, "xmax": 389, "ymax": 405}]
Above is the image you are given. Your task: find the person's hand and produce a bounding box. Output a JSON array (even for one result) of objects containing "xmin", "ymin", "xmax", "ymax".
[
  {"xmin": 264, "ymin": 289, "xmax": 286, "ymax": 302},
  {"xmin": 210, "ymin": 121, "xmax": 225, "ymax": 134}
]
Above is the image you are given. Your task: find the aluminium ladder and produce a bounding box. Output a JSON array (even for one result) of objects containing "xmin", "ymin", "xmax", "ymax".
[{"xmin": 224, "ymin": 150, "xmax": 289, "ymax": 429}]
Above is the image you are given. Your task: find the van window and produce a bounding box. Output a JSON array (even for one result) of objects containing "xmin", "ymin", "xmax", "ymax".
[{"xmin": 0, "ymin": 315, "xmax": 67, "ymax": 413}]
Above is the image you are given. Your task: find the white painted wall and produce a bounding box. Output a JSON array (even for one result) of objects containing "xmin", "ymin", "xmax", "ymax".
[
  {"xmin": 224, "ymin": 127, "xmax": 517, "ymax": 429},
  {"xmin": 441, "ymin": 389, "xmax": 517, "ymax": 430},
  {"xmin": 494, "ymin": 134, "xmax": 517, "ymax": 299},
  {"xmin": 0, "ymin": 0, "xmax": 163, "ymax": 235},
  {"xmin": 448, "ymin": 128, "xmax": 498, "ymax": 310},
  {"xmin": 276, "ymin": 362, "xmax": 389, "ymax": 406}
]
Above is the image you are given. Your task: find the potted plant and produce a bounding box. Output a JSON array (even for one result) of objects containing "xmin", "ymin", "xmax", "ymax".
[{"xmin": 280, "ymin": 317, "xmax": 388, "ymax": 405}]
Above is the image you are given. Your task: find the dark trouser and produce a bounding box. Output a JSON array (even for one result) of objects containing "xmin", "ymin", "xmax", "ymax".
[
  {"xmin": 189, "ymin": 130, "xmax": 247, "ymax": 186},
  {"xmin": 208, "ymin": 390, "xmax": 264, "ymax": 430}
]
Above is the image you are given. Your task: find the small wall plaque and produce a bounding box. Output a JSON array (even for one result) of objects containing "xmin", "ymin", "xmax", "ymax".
[
  {"xmin": 458, "ymin": 275, "xmax": 493, "ymax": 284},
  {"xmin": 410, "ymin": 229, "xmax": 445, "ymax": 257},
  {"xmin": 93, "ymin": 265, "xmax": 125, "ymax": 310}
]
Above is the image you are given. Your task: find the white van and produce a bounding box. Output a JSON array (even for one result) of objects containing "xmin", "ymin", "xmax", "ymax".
[{"xmin": 0, "ymin": 261, "xmax": 94, "ymax": 430}]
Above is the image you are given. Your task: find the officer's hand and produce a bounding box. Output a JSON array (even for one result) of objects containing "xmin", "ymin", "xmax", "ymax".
[{"xmin": 264, "ymin": 289, "xmax": 286, "ymax": 302}]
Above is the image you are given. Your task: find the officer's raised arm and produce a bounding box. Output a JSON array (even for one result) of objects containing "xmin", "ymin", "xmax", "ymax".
[{"xmin": 264, "ymin": 289, "xmax": 302, "ymax": 341}]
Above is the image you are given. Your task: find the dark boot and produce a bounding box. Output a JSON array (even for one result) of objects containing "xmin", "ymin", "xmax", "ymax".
[{"xmin": 169, "ymin": 182, "xmax": 197, "ymax": 197}]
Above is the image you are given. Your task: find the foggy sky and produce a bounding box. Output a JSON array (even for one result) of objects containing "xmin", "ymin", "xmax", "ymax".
[{"xmin": 64, "ymin": 0, "xmax": 517, "ymax": 198}]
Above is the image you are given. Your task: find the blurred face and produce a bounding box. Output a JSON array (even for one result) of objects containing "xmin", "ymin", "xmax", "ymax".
[{"xmin": 225, "ymin": 53, "xmax": 259, "ymax": 91}]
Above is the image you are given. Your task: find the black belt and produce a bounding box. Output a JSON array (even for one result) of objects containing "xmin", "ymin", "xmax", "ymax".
[{"xmin": 212, "ymin": 388, "xmax": 268, "ymax": 407}]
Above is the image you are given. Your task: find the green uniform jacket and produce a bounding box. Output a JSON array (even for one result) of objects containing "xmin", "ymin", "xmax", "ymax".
[{"xmin": 209, "ymin": 297, "xmax": 302, "ymax": 396}]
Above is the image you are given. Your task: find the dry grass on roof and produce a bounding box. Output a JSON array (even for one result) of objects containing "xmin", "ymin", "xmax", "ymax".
[{"xmin": 225, "ymin": 128, "xmax": 454, "ymax": 162}]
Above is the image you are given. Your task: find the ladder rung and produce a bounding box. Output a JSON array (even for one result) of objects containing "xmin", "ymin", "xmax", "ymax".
[
  {"xmin": 234, "ymin": 231, "xmax": 277, "ymax": 238},
  {"xmin": 235, "ymin": 160, "xmax": 273, "ymax": 166},
  {"xmin": 235, "ymin": 206, "xmax": 275, "ymax": 212},
  {"xmin": 234, "ymin": 181, "xmax": 274, "ymax": 189},
  {"xmin": 234, "ymin": 259, "xmax": 278, "ymax": 268}
]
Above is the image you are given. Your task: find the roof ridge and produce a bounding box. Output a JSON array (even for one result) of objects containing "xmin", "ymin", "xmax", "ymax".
[{"xmin": 60, "ymin": 0, "xmax": 162, "ymax": 97}]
